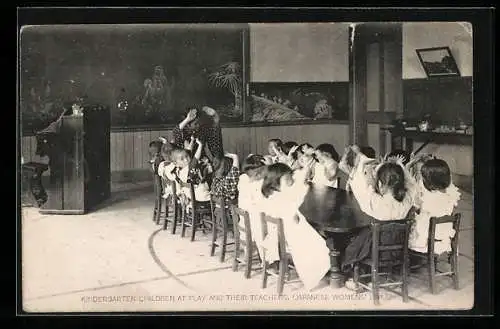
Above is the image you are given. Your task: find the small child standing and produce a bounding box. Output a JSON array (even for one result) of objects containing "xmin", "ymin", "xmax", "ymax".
[
  {"xmin": 408, "ymin": 158, "xmax": 461, "ymax": 255},
  {"xmin": 311, "ymin": 143, "xmax": 340, "ymax": 188}
]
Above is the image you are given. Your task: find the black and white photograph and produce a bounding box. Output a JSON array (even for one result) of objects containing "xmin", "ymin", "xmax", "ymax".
[{"xmin": 18, "ymin": 10, "xmax": 487, "ymax": 314}]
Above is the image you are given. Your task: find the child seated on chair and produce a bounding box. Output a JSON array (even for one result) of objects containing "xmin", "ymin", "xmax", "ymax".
[
  {"xmin": 165, "ymin": 139, "xmax": 212, "ymax": 209},
  {"xmin": 258, "ymin": 161, "xmax": 331, "ymax": 291},
  {"xmin": 211, "ymin": 152, "xmax": 240, "ymax": 205},
  {"xmin": 311, "ymin": 143, "xmax": 340, "ymax": 188},
  {"xmin": 339, "ymin": 145, "xmax": 377, "ymax": 192},
  {"xmin": 407, "ymin": 157, "xmax": 461, "ymax": 255},
  {"xmin": 148, "ymin": 140, "xmax": 164, "ymax": 174},
  {"xmin": 157, "ymin": 141, "xmax": 176, "ymax": 199},
  {"xmin": 341, "ymin": 145, "xmax": 416, "ymax": 289}
]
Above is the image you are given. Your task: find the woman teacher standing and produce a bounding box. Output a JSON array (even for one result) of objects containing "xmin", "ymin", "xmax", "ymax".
[{"xmin": 172, "ymin": 106, "xmax": 224, "ymax": 159}]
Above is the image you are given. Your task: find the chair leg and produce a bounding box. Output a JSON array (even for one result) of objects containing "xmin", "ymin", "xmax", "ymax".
[
  {"xmin": 220, "ymin": 226, "xmax": 228, "ymax": 263},
  {"xmin": 190, "ymin": 213, "xmax": 197, "ymax": 242},
  {"xmin": 371, "ymin": 268, "xmax": 380, "ymax": 306},
  {"xmin": 402, "ymin": 257, "xmax": 409, "ymax": 303},
  {"xmin": 428, "ymin": 253, "xmax": 437, "ymax": 294},
  {"xmin": 261, "ymin": 253, "xmax": 268, "ymax": 289},
  {"xmin": 162, "ymin": 197, "xmax": 169, "ymax": 231},
  {"xmin": 233, "ymin": 233, "xmax": 240, "ymax": 272},
  {"xmin": 170, "ymin": 200, "xmax": 178, "ymax": 234},
  {"xmin": 210, "ymin": 219, "xmax": 218, "ymax": 256},
  {"xmin": 452, "ymin": 250, "xmax": 460, "ymax": 290},
  {"xmin": 277, "ymin": 259, "xmax": 287, "ymax": 296},
  {"xmin": 153, "ymin": 198, "xmax": 158, "ymax": 222},
  {"xmin": 244, "ymin": 243, "xmax": 252, "ymax": 279},
  {"xmin": 180, "ymin": 207, "xmax": 187, "ymax": 238},
  {"xmin": 353, "ymin": 264, "xmax": 360, "ymax": 290}
]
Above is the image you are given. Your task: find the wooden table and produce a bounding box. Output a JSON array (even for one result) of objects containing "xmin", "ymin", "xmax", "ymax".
[
  {"xmin": 382, "ymin": 127, "xmax": 473, "ymax": 154},
  {"xmin": 299, "ymin": 184, "xmax": 373, "ymax": 288}
]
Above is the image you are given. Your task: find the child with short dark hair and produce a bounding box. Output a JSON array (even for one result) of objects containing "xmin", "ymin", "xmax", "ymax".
[
  {"xmin": 409, "ymin": 158, "xmax": 461, "ymax": 254},
  {"xmin": 211, "ymin": 153, "xmax": 240, "ymax": 204},
  {"xmin": 157, "ymin": 141, "xmax": 177, "ymax": 199},
  {"xmin": 148, "ymin": 140, "xmax": 164, "ymax": 174},
  {"xmin": 165, "ymin": 139, "xmax": 211, "ymax": 206},
  {"xmin": 264, "ymin": 138, "xmax": 283, "ymax": 164}
]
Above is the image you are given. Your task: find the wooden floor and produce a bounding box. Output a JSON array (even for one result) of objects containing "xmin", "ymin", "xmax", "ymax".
[{"xmin": 20, "ymin": 181, "xmax": 475, "ymax": 312}]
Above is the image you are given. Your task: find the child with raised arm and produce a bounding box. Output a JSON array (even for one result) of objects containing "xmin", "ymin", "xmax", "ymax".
[
  {"xmin": 311, "ymin": 143, "xmax": 340, "ymax": 188},
  {"xmin": 263, "ymin": 139, "xmax": 283, "ymax": 165},
  {"xmin": 211, "ymin": 152, "xmax": 241, "ymax": 205},
  {"xmin": 408, "ymin": 158, "xmax": 461, "ymax": 255},
  {"xmin": 166, "ymin": 138, "xmax": 211, "ymax": 207}
]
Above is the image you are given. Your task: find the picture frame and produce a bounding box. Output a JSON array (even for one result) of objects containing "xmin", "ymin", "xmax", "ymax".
[{"xmin": 415, "ymin": 46, "xmax": 461, "ymax": 78}]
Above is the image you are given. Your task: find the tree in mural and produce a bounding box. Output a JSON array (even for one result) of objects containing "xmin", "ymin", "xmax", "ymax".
[{"xmin": 208, "ymin": 62, "xmax": 242, "ymax": 117}]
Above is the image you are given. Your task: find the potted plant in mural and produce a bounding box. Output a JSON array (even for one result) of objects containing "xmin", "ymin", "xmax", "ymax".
[{"xmin": 208, "ymin": 62, "xmax": 243, "ymax": 119}]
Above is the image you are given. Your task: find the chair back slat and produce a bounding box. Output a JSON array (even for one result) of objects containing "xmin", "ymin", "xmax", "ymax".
[
  {"xmin": 428, "ymin": 213, "xmax": 461, "ymax": 256},
  {"xmin": 260, "ymin": 213, "xmax": 287, "ymax": 260},
  {"xmin": 371, "ymin": 218, "xmax": 411, "ymax": 266},
  {"xmin": 231, "ymin": 206, "xmax": 252, "ymax": 243}
]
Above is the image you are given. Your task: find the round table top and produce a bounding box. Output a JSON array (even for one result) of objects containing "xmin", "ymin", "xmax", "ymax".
[{"xmin": 299, "ymin": 183, "xmax": 373, "ymax": 233}]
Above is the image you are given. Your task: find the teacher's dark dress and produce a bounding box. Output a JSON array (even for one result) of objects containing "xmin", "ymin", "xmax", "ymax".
[{"xmin": 172, "ymin": 124, "xmax": 224, "ymax": 159}]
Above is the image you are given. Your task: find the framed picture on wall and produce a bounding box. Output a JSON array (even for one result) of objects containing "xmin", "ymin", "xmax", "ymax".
[{"xmin": 415, "ymin": 46, "xmax": 461, "ymax": 78}]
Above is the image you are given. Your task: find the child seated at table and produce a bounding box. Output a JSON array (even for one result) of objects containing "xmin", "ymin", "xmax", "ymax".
[
  {"xmin": 237, "ymin": 154, "xmax": 268, "ymax": 258},
  {"xmin": 339, "ymin": 145, "xmax": 378, "ymax": 192},
  {"xmin": 311, "ymin": 143, "xmax": 340, "ymax": 188},
  {"xmin": 263, "ymin": 138, "xmax": 283, "ymax": 165},
  {"xmin": 165, "ymin": 139, "xmax": 212, "ymax": 208},
  {"xmin": 258, "ymin": 161, "xmax": 330, "ymax": 291},
  {"xmin": 341, "ymin": 145, "xmax": 415, "ymax": 289},
  {"xmin": 211, "ymin": 152, "xmax": 240, "ymax": 204},
  {"xmin": 408, "ymin": 157, "xmax": 461, "ymax": 255}
]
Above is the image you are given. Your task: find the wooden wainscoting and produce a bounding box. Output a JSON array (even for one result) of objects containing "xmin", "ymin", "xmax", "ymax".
[{"xmin": 21, "ymin": 123, "xmax": 349, "ymax": 183}]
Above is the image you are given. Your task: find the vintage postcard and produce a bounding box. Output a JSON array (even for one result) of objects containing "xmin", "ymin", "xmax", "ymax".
[{"xmin": 18, "ymin": 8, "xmax": 483, "ymax": 314}]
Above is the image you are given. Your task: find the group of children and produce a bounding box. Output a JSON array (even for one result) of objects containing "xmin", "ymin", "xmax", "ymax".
[{"xmin": 149, "ymin": 136, "xmax": 462, "ymax": 292}]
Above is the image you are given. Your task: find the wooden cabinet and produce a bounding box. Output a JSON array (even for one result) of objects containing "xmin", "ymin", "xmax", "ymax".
[{"xmin": 39, "ymin": 105, "xmax": 110, "ymax": 214}]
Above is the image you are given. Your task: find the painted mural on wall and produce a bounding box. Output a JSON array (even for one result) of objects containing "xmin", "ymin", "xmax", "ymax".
[
  {"xmin": 249, "ymin": 82, "xmax": 349, "ymax": 122},
  {"xmin": 20, "ymin": 25, "xmax": 245, "ymax": 134}
]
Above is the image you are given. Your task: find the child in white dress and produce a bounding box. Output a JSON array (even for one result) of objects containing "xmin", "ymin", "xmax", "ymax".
[
  {"xmin": 258, "ymin": 161, "xmax": 331, "ymax": 291},
  {"xmin": 311, "ymin": 143, "xmax": 340, "ymax": 188},
  {"xmin": 157, "ymin": 141, "xmax": 176, "ymax": 199},
  {"xmin": 237, "ymin": 154, "xmax": 268, "ymax": 259},
  {"xmin": 342, "ymin": 145, "xmax": 415, "ymax": 289},
  {"xmin": 407, "ymin": 158, "xmax": 461, "ymax": 255}
]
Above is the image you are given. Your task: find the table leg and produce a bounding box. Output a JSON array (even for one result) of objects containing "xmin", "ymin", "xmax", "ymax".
[{"xmin": 327, "ymin": 236, "xmax": 344, "ymax": 288}]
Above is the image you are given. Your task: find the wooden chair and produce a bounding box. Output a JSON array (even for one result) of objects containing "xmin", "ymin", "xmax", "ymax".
[
  {"xmin": 180, "ymin": 183, "xmax": 212, "ymax": 241},
  {"xmin": 161, "ymin": 180, "xmax": 182, "ymax": 233},
  {"xmin": 353, "ymin": 218, "xmax": 412, "ymax": 306},
  {"xmin": 231, "ymin": 206, "xmax": 261, "ymax": 278},
  {"xmin": 260, "ymin": 213, "xmax": 296, "ymax": 296},
  {"xmin": 206, "ymin": 197, "xmax": 235, "ymax": 262},
  {"xmin": 152, "ymin": 171, "xmax": 163, "ymax": 224},
  {"xmin": 410, "ymin": 213, "xmax": 461, "ymax": 294}
]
